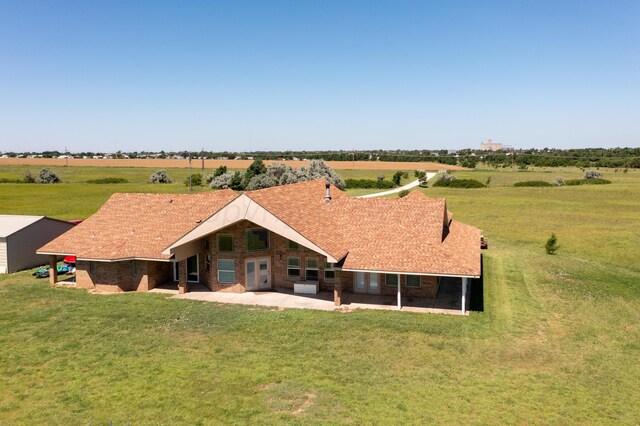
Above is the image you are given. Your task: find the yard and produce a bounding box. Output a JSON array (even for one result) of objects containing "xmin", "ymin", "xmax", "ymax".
[{"xmin": 0, "ymin": 165, "xmax": 639, "ymax": 424}]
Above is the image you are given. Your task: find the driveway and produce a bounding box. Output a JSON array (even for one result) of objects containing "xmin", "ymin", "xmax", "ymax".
[{"xmin": 356, "ymin": 173, "xmax": 437, "ymax": 198}]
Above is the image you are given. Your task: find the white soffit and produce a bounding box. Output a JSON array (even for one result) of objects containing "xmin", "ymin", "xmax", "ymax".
[{"xmin": 163, "ymin": 194, "xmax": 338, "ymax": 262}]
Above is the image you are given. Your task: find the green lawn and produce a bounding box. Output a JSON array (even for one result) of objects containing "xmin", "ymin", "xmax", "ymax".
[{"xmin": 0, "ymin": 166, "xmax": 639, "ymax": 424}]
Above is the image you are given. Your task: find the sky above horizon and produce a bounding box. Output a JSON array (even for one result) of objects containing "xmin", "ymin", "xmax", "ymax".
[{"xmin": 1, "ymin": 0, "xmax": 639, "ymax": 153}]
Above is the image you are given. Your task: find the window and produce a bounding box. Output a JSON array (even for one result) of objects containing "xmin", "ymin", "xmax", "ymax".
[
  {"xmin": 217, "ymin": 259, "xmax": 235, "ymax": 283},
  {"xmin": 246, "ymin": 229, "xmax": 269, "ymax": 251},
  {"xmin": 205, "ymin": 254, "xmax": 211, "ymax": 272},
  {"xmin": 385, "ymin": 274, "xmax": 398, "ymax": 287},
  {"xmin": 324, "ymin": 262, "xmax": 335, "ymax": 282},
  {"xmin": 131, "ymin": 260, "xmax": 137, "ymax": 276},
  {"xmin": 406, "ymin": 275, "xmax": 421, "ymax": 288},
  {"xmin": 287, "ymin": 257, "xmax": 300, "ymax": 279},
  {"xmin": 305, "ymin": 258, "xmax": 319, "ymax": 281},
  {"xmin": 287, "ymin": 239, "xmax": 300, "ymax": 250},
  {"xmin": 187, "ymin": 255, "xmax": 199, "ymax": 282},
  {"xmin": 217, "ymin": 234, "xmax": 234, "ymax": 252}
]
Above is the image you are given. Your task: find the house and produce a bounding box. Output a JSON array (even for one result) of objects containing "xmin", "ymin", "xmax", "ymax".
[
  {"xmin": 0, "ymin": 215, "xmax": 76, "ymax": 274},
  {"xmin": 38, "ymin": 180, "xmax": 481, "ymax": 311}
]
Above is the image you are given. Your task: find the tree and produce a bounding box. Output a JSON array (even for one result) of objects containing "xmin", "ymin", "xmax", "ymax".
[
  {"xmin": 545, "ymin": 233, "xmax": 560, "ymax": 255},
  {"xmin": 392, "ymin": 171, "xmax": 403, "ymax": 186},
  {"xmin": 150, "ymin": 170, "xmax": 172, "ymax": 183},
  {"xmin": 244, "ymin": 159, "xmax": 267, "ymax": 186},
  {"xmin": 37, "ymin": 168, "xmax": 61, "ymax": 183},
  {"xmin": 184, "ymin": 173, "xmax": 202, "ymax": 187}
]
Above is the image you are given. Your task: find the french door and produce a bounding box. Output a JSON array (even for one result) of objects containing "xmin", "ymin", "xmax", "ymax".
[
  {"xmin": 246, "ymin": 258, "xmax": 271, "ymax": 291},
  {"xmin": 354, "ymin": 272, "xmax": 380, "ymax": 294}
]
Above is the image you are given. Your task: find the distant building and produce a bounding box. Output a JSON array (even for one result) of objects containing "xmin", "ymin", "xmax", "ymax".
[{"xmin": 480, "ymin": 139, "xmax": 504, "ymax": 151}]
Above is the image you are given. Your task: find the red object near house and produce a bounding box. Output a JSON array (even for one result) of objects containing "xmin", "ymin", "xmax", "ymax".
[{"xmin": 63, "ymin": 255, "xmax": 76, "ymax": 264}]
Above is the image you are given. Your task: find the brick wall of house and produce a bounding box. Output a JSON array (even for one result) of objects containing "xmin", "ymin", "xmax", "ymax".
[
  {"xmin": 197, "ymin": 220, "xmax": 339, "ymax": 293},
  {"xmin": 336, "ymin": 270, "xmax": 438, "ymax": 298},
  {"xmin": 76, "ymin": 259, "xmax": 151, "ymax": 292}
]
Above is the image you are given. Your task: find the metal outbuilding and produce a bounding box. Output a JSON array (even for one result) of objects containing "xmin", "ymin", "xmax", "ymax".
[{"xmin": 0, "ymin": 215, "xmax": 76, "ymax": 274}]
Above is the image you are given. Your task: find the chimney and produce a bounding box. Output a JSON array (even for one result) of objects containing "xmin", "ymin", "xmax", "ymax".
[{"xmin": 324, "ymin": 181, "xmax": 332, "ymax": 202}]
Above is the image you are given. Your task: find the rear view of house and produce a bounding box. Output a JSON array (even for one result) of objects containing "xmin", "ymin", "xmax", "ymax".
[
  {"xmin": 0, "ymin": 215, "xmax": 76, "ymax": 274},
  {"xmin": 39, "ymin": 180, "xmax": 481, "ymax": 312}
]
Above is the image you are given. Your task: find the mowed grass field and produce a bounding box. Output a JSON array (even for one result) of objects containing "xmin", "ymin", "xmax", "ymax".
[{"xmin": 0, "ymin": 165, "xmax": 639, "ymax": 424}]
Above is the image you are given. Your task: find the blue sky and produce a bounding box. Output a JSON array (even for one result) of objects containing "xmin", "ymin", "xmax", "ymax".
[{"xmin": 0, "ymin": 0, "xmax": 638, "ymax": 152}]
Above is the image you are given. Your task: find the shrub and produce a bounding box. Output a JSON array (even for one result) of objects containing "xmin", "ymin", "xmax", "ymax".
[
  {"xmin": 344, "ymin": 179, "xmax": 396, "ymax": 189},
  {"xmin": 545, "ymin": 233, "xmax": 560, "ymax": 255},
  {"xmin": 414, "ymin": 170, "xmax": 426, "ymax": 179},
  {"xmin": 0, "ymin": 177, "xmax": 22, "ymax": 183},
  {"xmin": 485, "ymin": 176, "xmax": 492, "ymax": 186},
  {"xmin": 87, "ymin": 177, "xmax": 129, "ymax": 184},
  {"xmin": 583, "ymin": 170, "xmax": 602, "ymax": 179},
  {"xmin": 377, "ymin": 175, "xmax": 385, "ymax": 182},
  {"xmin": 514, "ymin": 181, "xmax": 553, "ymax": 187},
  {"xmin": 432, "ymin": 179, "xmax": 485, "ymax": 188},
  {"xmin": 23, "ymin": 170, "xmax": 36, "ymax": 183},
  {"xmin": 245, "ymin": 174, "xmax": 278, "ymax": 190},
  {"xmin": 37, "ymin": 168, "xmax": 61, "ymax": 183},
  {"xmin": 398, "ymin": 189, "xmax": 410, "ymax": 198},
  {"xmin": 438, "ymin": 173, "xmax": 456, "ymax": 183},
  {"xmin": 392, "ymin": 171, "xmax": 403, "ymax": 186},
  {"xmin": 553, "ymin": 177, "xmax": 565, "ymax": 186},
  {"xmin": 184, "ymin": 173, "xmax": 203, "ymax": 187},
  {"xmin": 581, "ymin": 178, "xmax": 611, "ymax": 185},
  {"xmin": 210, "ymin": 171, "xmax": 243, "ymax": 190},
  {"xmin": 149, "ymin": 170, "xmax": 172, "ymax": 183},
  {"xmin": 565, "ymin": 178, "xmax": 611, "ymax": 186}
]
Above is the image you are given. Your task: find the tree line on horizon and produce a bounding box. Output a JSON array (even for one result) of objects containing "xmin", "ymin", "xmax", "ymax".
[{"xmin": 2, "ymin": 147, "xmax": 639, "ymax": 169}]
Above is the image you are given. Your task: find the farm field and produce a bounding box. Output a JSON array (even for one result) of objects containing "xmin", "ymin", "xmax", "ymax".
[
  {"xmin": 0, "ymin": 166, "xmax": 639, "ymax": 424},
  {"xmin": 0, "ymin": 157, "xmax": 467, "ymax": 171}
]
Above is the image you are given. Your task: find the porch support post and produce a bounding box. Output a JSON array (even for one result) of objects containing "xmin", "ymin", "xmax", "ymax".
[
  {"xmin": 334, "ymin": 276, "xmax": 342, "ymax": 306},
  {"xmin": 178, "ymin": 259, "xmax": 188, "ymax": 294},
  {"xmin": 49, "ymin": 255, "xmax": 58, "ymax": 286},
  {"xmin": 461, "ymin": 277, "xmax": 468, "ymax": 314},
  {"xmin": 397, "ymin": 274, "xmax": 401, "ymax": 310}
]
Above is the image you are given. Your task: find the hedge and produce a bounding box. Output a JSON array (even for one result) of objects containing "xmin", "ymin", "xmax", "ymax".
[
  {"xmin": 514, "ymin": 181, "xmax": 553, "ymax": 187},
  {"xmin": 432, "ymin": 179, "xmax": 485, "ymax": 188},
  {"xmin": 345, "ymin": 179, "xmax": 396, "ymax": 189},
  {"xmin": 86, "ymin": 177, "xmax": 129, "ymax": 184},
  {"xmin": 566, "ymin": 178, "xmax": 611, "ymax": 186}
]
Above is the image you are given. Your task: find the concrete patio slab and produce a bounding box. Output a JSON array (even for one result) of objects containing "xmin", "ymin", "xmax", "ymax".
[{"xmin": 171, "ymin": 286, "xmax": 469, "ymax": 315}]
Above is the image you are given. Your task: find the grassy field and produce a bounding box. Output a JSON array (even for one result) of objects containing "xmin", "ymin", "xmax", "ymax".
[
  {"xmin": 0, "ymin": 165, "xmax": 417, "ymax": 218},
  {"xmin": 0, "ymin": 166, "xmax": 639, "ymax": 424}
]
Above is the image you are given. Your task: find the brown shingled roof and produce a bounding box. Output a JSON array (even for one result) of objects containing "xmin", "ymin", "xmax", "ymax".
[
  {"xmin": 38, "ymin": 190, "xmax": 237, "ymax": 260},
  {"xmin": 40, "ymin": 179, "xmax": 480, "ymax": 276},
  {"xmin": 246, "ymin": 179, "xmax": 481, "ymax": 277}
]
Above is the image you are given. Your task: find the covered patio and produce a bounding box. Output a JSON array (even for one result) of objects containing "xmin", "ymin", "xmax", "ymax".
[{"xmin": 161, "ymin": 278, "xmax": 473, "ymax": 315}]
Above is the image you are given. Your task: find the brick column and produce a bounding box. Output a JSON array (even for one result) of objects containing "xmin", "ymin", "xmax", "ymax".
[
  {"xmin": 178, "ymin": 259, "xmax": 188, "ymax": 294},
  {"xmin": 334, "ymin": 279, "xmax": 342, "ymax": 306},
  {"xmin": 49, "ymin": 255, "xmax": 58, "ymax": 286}
]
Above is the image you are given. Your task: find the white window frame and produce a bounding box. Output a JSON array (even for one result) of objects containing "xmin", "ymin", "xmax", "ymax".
[
  {"xmin": 187, "ymin": 254, "xmax": 199, "ymax": 283},
  {"xmin": 324, "ymin": 262, "xmax": 335, "ymax": 282},
  {"xmin": 305, "ymin": 257, "xmax": 319, "ymax": 281},
  {"xmin": 385, "ymin": 274, "xmax": 398, "ymax": 287},
  {"xmin": 406, "ymin": 275, "xmax": 421, "ymax": 288},
  {"xmin": 287, "ymin": 257, "xmax": 300, "ymax": 280},
  {"xmin": 217, "ymin": 259, "xmax": 235, "ymax": 284}
]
